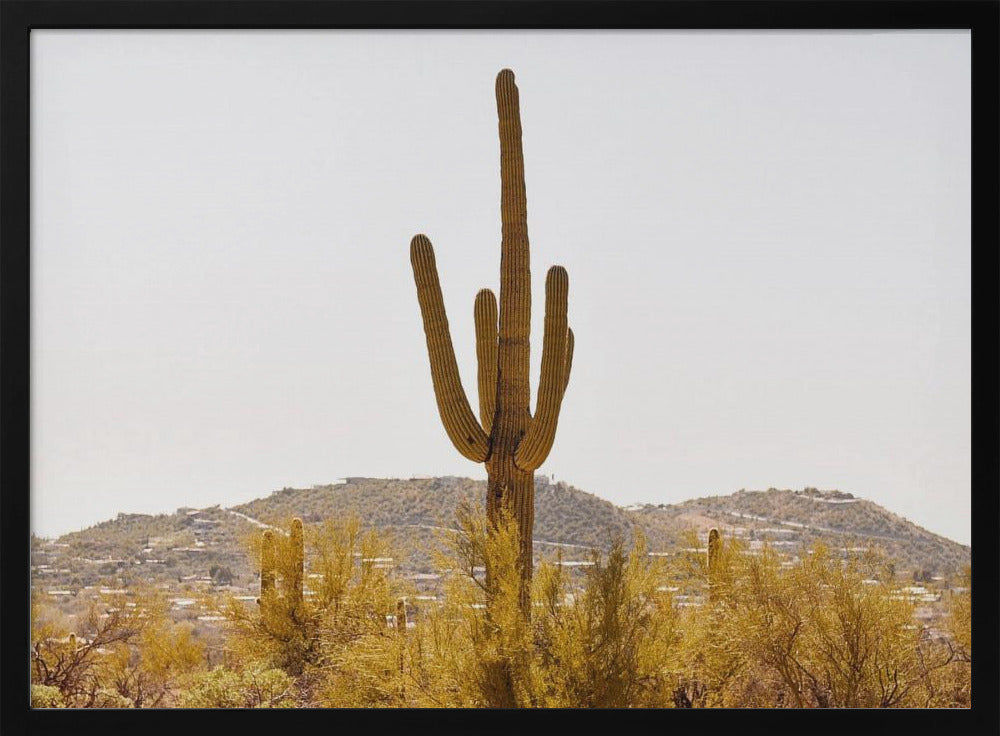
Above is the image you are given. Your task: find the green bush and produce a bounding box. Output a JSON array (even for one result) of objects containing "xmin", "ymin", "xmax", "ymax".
[
  {"xmin": 177, "ymin": 667, "xmax": 295, "ymax": 708},
  {"xmin": 31, "ymin": 684, "xmax": 65, "ymax": 708}
]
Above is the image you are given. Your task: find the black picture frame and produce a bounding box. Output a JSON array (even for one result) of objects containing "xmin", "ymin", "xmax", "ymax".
[{"xmin": 3, "ymin": 2, "xmax": 997, "ymax": 734}]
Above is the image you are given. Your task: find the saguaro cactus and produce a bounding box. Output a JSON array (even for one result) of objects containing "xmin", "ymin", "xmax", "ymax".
[
  {"xmin": 707, "ymin": 528, "xmax": 721, "ymax": 603},
  {"xmin": 289, "ymin": 518, "xmax": 304, "ymax": 608},
  {"xmin": 396, "ymin": 598, "xmax": 408, "ymax": 634},
  {"xmin": 259, "ymin": 528, "xmax": 276, "ymax": 603},
  {"xmin": 410, "ymin": 69, "xmax": 574, "ymax": 605},
  {"xmin": 258, "ymin": 519, "xmax": 304, "ymax": 609}
]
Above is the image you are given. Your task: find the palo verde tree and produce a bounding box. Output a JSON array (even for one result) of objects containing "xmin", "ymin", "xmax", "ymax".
[
  {"xmin": 31, "ymin": 587, "xmax": 202, "ymax": 708},
  {"xmin": 410, "ymin": 69, "xmax": 574, "ymax": 607}
]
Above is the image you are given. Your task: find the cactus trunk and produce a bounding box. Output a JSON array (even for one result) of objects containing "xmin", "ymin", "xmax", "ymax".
[
  {"xmin": 410, "ymin": 69, "xmax": 574, "ymax": 611},
  {"xmin": 485, "ymin": 450, "xmax": 535, "ymax": 594}
]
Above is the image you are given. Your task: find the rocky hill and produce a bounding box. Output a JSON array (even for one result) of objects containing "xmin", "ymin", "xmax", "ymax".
[
  {"xmin": 628, "ymin": 487, "xmax": 970, "ymax": 578},
  {"xmin": 31, "ymin": 479, "xmax": 970, "ymax": 596}
]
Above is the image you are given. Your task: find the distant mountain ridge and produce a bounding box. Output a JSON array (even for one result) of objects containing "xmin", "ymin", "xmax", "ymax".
[
  {"xmin": 35, "ymin": 477, "xmax": 969, "ymax": 590},
  {"xmin": 627, "ymin": 486, "xmax": 969, "ymax": 577}
]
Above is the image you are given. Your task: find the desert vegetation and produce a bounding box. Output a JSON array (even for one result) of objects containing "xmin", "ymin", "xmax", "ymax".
[{"xmin": 31, "ymin": 507, "xmax": 972, "ymax": 708}]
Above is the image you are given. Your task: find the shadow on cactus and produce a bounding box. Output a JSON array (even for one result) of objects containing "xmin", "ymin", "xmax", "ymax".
[{"xmin": 410, "ymin": 69, "xmax": 574, "ymax": 608}]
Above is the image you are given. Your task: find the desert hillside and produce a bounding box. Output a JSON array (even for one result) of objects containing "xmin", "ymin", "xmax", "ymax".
[{"xmin": 33, "ymin": 477, "xmax": 970, "ymax": 592}]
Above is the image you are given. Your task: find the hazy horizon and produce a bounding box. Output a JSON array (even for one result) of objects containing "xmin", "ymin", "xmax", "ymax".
[{"xmin": 31, "ymin": 31, "xmax": 971, "ymax": 544}]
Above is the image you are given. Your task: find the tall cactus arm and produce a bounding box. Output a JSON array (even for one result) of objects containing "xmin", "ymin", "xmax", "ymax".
[
  {"xmin": 410, "ymin": 234, "xmax": 491, "ymax": 462},
  {"xmin": 475, "ymin": 288, "xmax": 499, "ymax": 434},
  {"xmin": 515, "ymin": 266, "xmax": 569, "ymax": 471},
  {"xmin": 497, "ymin": 68, "xmax": 528, "ymax": 246},
  {"xmin": 496, "ymin": 69, "xmax": 532, "ymax": 417},
  {"xmin": 563, "ymin": 327, "xmax": 575, "ymax": 394}
]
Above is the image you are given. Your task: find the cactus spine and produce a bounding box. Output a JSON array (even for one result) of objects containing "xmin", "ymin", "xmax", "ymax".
[{"xmin": 410, "ymin": 69, "xmax": 574, "ymax": 606}]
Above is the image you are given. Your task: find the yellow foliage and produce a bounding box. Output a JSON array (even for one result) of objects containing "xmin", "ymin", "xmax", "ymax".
[
  {"xmin": 221, "ymin": 515, "xmax": 404, "ymax": 704},
  {"xmin": 396, "ymin": 501, "xmax": 681, "ymax": 708},
  {"xmin": 949, "ymin": 565, "xmax": 971, "ymax": 658},
  {"xmin": 703, "ymin": 540, "xmax": 950, "ymax": 707},
  {"xmin": 31, "ymin": 586, "xmax": 197, "ymax": 707},
  {"xmin": 31, "ymin": 511, "xmax": 972, "ymax": 709}
]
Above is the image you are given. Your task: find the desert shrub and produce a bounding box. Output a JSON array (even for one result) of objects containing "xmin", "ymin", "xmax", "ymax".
[
  {"xmin": 104, "ymin": 616, "xmax": 205, "ymax": 707},
  {"xmin": 222, "ymin": 516, "xmax": 403, "ymax": 704},
  {"xmin": 31, "ymin": 589, "xmax": 147, "ymax": 707},
  {"xmin": 177, "ymin": 666, "xmax": 295, "ymax": 708},
  {"xmin": 948, "ymin": 565, "xmax": 971, "ymax": 658},
  {"xmin": 400, "ymin": 501, "xmax": 678, "ymax": 708},
  {"xmin": 707, "ymin": 542, "xmax": 951, "ymax": 707},
  {"xmin": 30, "ymin": 684, "xmax": 65, "ymax": 708},
  {"xmin": 922, "ymin": 566, "xmax": 971, "ymax": 707},
  {"xmin": 31, "ymin": 586, "xmax": 207, "ymax": 708},
  {"xmin": 89, "ymin": 689, "xmax": 135, "ymax": 708},
  {"xmin": 533, "ymin": 534, "xmax": 679, "ymax": 707}
]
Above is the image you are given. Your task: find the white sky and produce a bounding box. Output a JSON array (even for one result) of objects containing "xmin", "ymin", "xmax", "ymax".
[{"xmin": 31, "ymin": 30, "xmax": 971, "ymax": 544}]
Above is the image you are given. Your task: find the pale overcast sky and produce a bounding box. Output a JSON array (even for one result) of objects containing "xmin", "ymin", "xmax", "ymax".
[{"xmin": 31, "ymin": 30, "xmax": 971, "ymax": 544}]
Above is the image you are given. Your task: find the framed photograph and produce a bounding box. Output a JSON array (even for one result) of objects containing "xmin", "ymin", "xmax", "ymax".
[{"xmin": 3, "ymin": 1, "xmax": 997, "ymax": 733}]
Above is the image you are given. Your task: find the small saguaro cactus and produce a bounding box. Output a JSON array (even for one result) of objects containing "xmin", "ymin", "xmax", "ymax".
[
  {"xmin": 395, "ymin": 598, "xmax": 407, "ymax": 634},
  {"xmin": 289, "ymin": 518, "xmax": 304, "ymax": 608},
  {"xmin": 257, "ymin": 519, "xmax": 305, "ymax": 609},
  {"xmin": 410, "ymin": 69, "xmax": 574, "ymax": 606},
  {"xmin": 707, "ymin": 528, "xmax": 721, "ymax": 603},
  {"xmin": 259, "ymin": 528, "xmax": 276, "ymax": 604}
]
